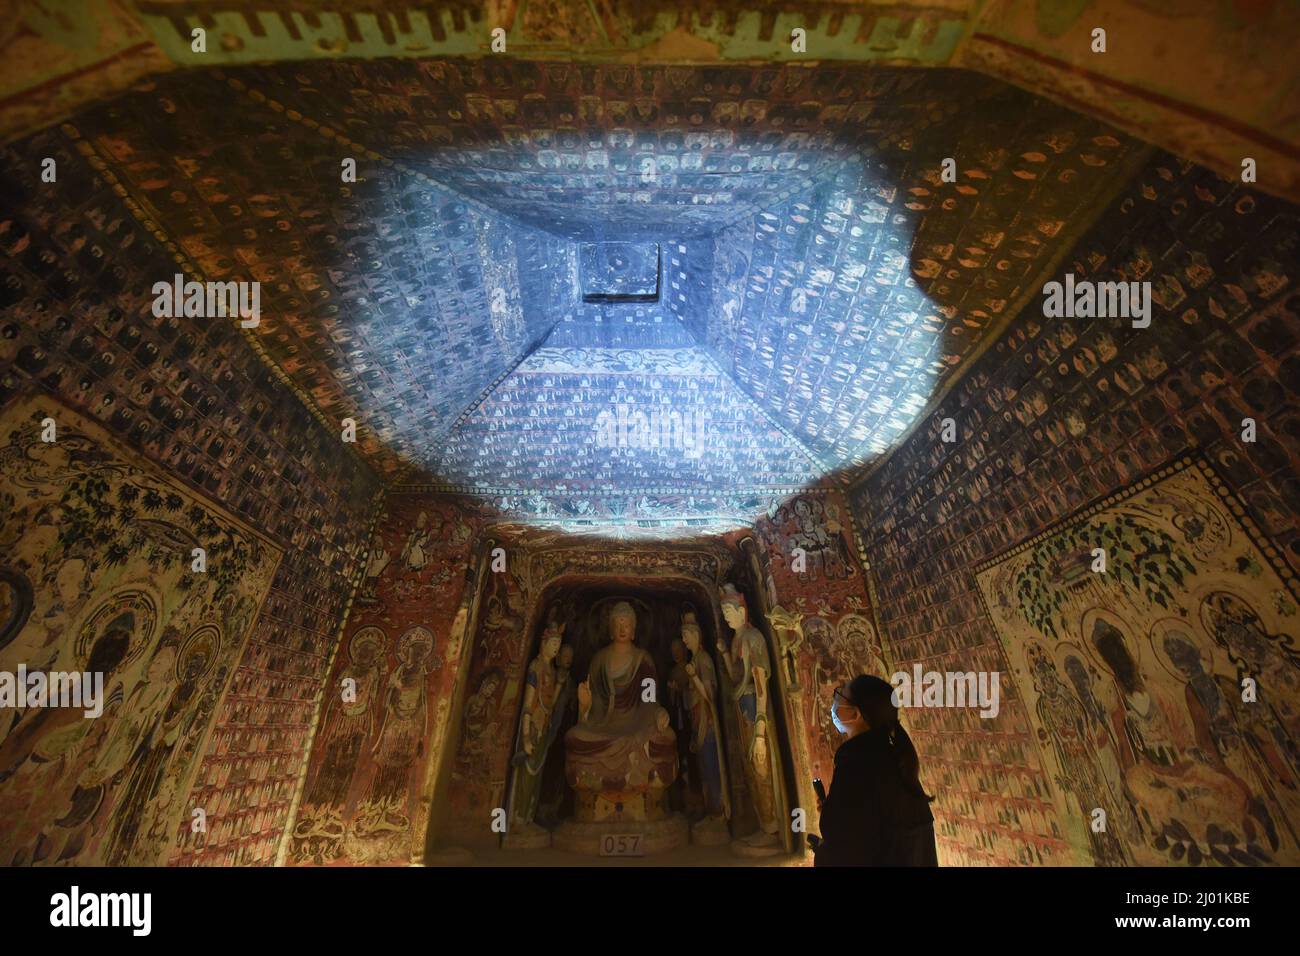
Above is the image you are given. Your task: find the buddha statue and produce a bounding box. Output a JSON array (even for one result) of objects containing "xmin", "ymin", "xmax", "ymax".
[{"xmin": 564, "ymin": 601, "xmax": 678, "ymax": 816}]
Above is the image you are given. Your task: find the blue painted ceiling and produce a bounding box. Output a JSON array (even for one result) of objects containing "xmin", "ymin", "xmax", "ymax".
[{"xmin": 62, "ymin": 60, "xmax": 1143, "ymax": 501}]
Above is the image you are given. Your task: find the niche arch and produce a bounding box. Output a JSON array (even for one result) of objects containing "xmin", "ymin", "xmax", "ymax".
[
  {"xmin": 501, "ymin": 574, "xmax": 731, "ymax": 836},
  {"xmin": 423, "ymin": 534, "xmax": 811, "ymax": 857},
  {"xmin": 497, "ymin": 565, "xmax": 804, "ymax": 853}
]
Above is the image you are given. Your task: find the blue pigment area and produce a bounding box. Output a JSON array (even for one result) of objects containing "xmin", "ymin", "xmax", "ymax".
[{"xmin": 33, "ymin": 61, "xmax": 1148, "ymax": 530}]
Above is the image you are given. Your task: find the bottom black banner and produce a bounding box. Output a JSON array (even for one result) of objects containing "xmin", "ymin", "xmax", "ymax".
[{"xmin": 0, "ymin": 864, "xmax": 1282, "ymax": 943}]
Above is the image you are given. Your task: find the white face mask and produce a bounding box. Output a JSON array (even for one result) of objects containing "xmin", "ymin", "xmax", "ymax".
[{"xmin": 831, "ymin": 700, "xmax": 855, "ymax": 735}]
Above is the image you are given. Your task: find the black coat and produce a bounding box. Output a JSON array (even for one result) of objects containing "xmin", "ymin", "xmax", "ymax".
[{"xmin": 814, "ymin": 726, "xmax": 937, "ymax": 867}]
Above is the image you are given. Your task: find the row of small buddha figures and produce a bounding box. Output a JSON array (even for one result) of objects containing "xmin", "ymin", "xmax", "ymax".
[{"xmin": 507, "ymin": 584, "xmax": 783, "ymax": 850}]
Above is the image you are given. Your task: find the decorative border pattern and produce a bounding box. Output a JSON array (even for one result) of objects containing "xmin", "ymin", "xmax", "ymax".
[{"xmin": 974, "ymin": 453, "xmax": 1300, "ymax": 598}]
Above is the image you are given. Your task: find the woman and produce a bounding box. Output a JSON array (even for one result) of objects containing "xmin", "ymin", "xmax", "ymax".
[{"xmin": 814, "ymin": 674, "xmax": 938, "ymax": 866}]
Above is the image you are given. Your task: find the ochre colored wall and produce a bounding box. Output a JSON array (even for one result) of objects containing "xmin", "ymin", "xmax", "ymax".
[
  {"xmin": 0, "ymin": 392, "xmax": 281, "ymax": 865},
  {"xmin": 851, "ymin": 153, "xmax": 1300, "ymax": 866},
  {"xmin": 0, "ymin": 128, "xmax": 378, "ymax": 867},
  {"xmin": 289, "ymin": 485, "xmax": 882, "ymax": 860},
  {"xmin": 748, "ymin": 489, "xmax": 890, "ymax": 794},
  {"xmin": 288, "ymin": 493, "xmax": 484, "ymax": 865}
]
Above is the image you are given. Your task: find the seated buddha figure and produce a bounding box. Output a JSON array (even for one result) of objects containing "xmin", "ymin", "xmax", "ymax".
[{"xmin": 564, "ymin": 602, "xmax": 678, "ymax": 802}]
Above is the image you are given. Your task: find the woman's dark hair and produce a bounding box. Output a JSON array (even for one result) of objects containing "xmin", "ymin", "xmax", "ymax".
[{"xmin": 846, "ymin": 674, "xmax": 935, "ymax": 802}]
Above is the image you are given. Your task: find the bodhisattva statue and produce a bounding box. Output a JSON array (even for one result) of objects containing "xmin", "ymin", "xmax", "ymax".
[
  {"xmin": 718, "ymin": 584, "xmax": 782, "ymax": 848},
  {"xmin": 508, "ymin": 619, "xmax": 573, "ymax": 835},
  {"xmin": 564, "ymin": 601, "xmax": 677, "ymax": 819},
  {"xmin": 680, "ymin": 611, "xmax": 730, "ymax": 825}
]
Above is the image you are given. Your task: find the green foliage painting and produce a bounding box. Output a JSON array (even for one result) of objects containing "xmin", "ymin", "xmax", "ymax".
[{"xmin": 1014, "ymin": 515, "xmax": 1197, "ymax": 640}]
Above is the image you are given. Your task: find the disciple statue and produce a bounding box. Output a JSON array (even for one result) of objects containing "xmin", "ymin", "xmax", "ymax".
[
  {"xmin": 556, "ymin": 645, "xmax": 575, "ymax": 711},
  {"xmin": 667, "ymin": 638, "xmax": 690, "ymax": 731},
  {"xmin": 666, "ymin": 637, "xmax": 692, "ymax": 811},
  {"xmin": 564, "ymin": 601, "xmax": 677, "ymax": 809},
  {"xmin": 508, "ymin": 617, "xmax": 573, "ymax": 834},
  {"xmin": 718, "ymin": 584, "xmax": 782, "ymax": 849},
  {"xmin": 681, "ymin": 611, "xmax": 729, "ymax": 824},
  {"xmin": 533, "ymin": 645, "xmax": 576, "ymax": 828}
]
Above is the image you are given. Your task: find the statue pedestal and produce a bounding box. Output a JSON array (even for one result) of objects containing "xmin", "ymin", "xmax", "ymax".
[
  {"xmin": 730, "ymin": 832, "xmax": 784, "ymax": 858},
  {"xmin": 553, "ymin": 784, "xmax": 687, "ymax": 855},
  {"xmin": 571, "ymin": 785, "xmax": 670, "ymax": 823},
  {"xmin": 552, "ymin": 814, "xmax": 689, "ymax": 856},
  {"xmin": 690, "ymin": 816, "xmax": 731, "ymax": 846},
  {"xmin": 502, "ymin": 822, "xmax": 552, "ymax": 850}
]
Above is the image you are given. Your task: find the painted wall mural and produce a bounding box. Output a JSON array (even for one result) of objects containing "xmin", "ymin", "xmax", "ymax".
[
  {"xmin": 740, "ymin": 488, "xmax": 886, "ymax": 828},
  {"xmin": 794, "ymin": 612, "xmax": 889, "ymax": 790},
  {"xmin": 52, "ymin": 55, "xmax": 1149, "ymax": 494},
  {"xmin": 959, "ymin": 0, "xmax": 1300, "ymax": 201},
  {"xmin": 287, "ymin": 486, "xmax": 883, "ymax": 858},
  {"xmin": 0, "ymin": 120, "xmax": 382, "ymax": 867},
  {"xmin": 0, "ymin": 392, "xmax": 281, "ymax": 866},
  {"xmin": 0, "ymin": 0, "xmax": 169, "ymax": 144},
  {"xmin": 1, "ymin": 0, "xmax": 1290, "ymax": 874},
  {"xmin": 852, "ymin": 153, "xmax": 1300, "ymax": 867},
  {"xmin": 755, "ymin": 492, "xmax": 862, "ymax": 601},
  {"xmin": 976, "ymin": 459, "xmax": 1300, "ymax": 865},
  {"xmin": 13, "ymin": 1, "xmax": 1295, "ymax": 209},
  {"xmin": 289, "ymin": 493, "xmax": 481, "ymax": 865},
  {"xmin": 443, "ymin": 568, "xmax": 529, "ymax": 841}
]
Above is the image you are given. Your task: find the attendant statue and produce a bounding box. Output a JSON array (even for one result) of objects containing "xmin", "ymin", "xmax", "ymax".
[
  {"xmin": 681, "ymin": 611, "xmax": 729, "ymax": 823},
  {"xmin": 667, "ymin": 638, "xmax": 690, "ymax": 731},
  {"xmin": 666, "ymin": 637, "xmax": 693, "ymax": 811},
  {"xmin": 564, "ymin": 601, "xmax": 677, "ymax": 812},
  {"xmin": 718, "ymin": 584, "xmax": 782, "ymax": 848},
  {"xmin": 533, "ymin": 644, "xmax": 575, "ymax": 828},
  {"xmin": 508, "ymin": 618, "xmax": 571, "ymax": 834}
]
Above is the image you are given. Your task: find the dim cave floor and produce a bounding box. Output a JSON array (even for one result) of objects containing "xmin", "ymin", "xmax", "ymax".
[{"xmin": 429, "ymin": 845, "xmax": 811, "ymax": 867}]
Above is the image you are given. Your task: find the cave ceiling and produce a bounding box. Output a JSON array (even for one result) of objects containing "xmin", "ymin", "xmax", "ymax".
[{"xmin": 45, "ymin": 58, "xmax": 1146, "ymax": 498}]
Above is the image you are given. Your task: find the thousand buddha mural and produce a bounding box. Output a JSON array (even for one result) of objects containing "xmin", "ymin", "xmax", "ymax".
[{"xmin": 0, "ymin": 0, "xmax": 1296, "ymax": 880}]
